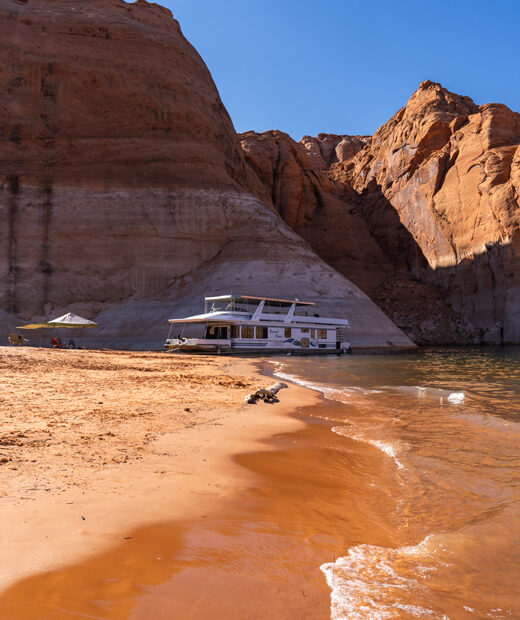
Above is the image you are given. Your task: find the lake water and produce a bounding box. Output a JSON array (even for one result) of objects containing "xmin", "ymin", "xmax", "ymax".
[{"xmin": 275, "ymin": 347, "xmax": 520, "ymax": 618}]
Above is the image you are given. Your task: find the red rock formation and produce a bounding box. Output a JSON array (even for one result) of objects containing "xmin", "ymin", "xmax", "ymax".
[
  {"xmin": 242, "ymin": 82, "xmax": 520, "ymax": 344},
  {"xmin": 0, "ymin": 0, "xmax": 249, "ymax": 317},
  {"xmin": 240, "ymin": 129, "xmax": 465, "ymax": 345},
  {"xmin": 300, "ymin": 133, "xmax": 368, "ymax": 169},
  {"xmin": 240, "ymin": 130, "xmax": 399, "ymax": 294},
  {"xmin": 334, "ymin": 81, "xmax": 520, "ymax": 343},
  {"xmin": 0, "ymin": 0, "xmax": 413, "ymax": 350}
]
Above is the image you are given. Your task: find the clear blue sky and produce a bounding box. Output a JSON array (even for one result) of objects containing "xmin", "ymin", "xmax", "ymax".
[{"xmin": 150, "ymin": 0, "xmax": 519, "ymax": 140}]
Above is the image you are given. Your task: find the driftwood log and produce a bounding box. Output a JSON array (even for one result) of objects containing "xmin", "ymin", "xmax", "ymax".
[{"xmin": 244, "ymin": 382, "xmax": 288, "ymax": 404}]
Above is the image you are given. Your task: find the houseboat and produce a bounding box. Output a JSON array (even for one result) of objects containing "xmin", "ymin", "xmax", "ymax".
[{"xmin": 165, "ymin": 295, "xmax": 350, "ymax": 354}]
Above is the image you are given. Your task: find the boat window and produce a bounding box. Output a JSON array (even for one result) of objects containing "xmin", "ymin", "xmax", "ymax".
[
  {"xmin": 241, "ymin": 326, "xmax": 254, "ymax": 338},
  {"xmin": 205, "ymin": 326, "xmax": 228, "ymax": 339},
  {"xmin": 301, "ymin": 328, "xmax": 309, "ymax": 333},
  {"xmin": 318, "ymin": 329, "xmax": 327, "ymax": 339},
  {"xmin": 310, "ymin": 329, "xmax": 315, "ymax": 338},
  {"xmin": 284, "ymin": 328, "xmax": 291, "ymax": 338},
  {"xmin": 256, "ymin": 326, "xmax": 268, "ymax": 339},
  {"xmin": 231, "ymin": 326, "xmax": 239, "ymax": 338},
  {"xmin": 301, "ymin": 337, "xmax": 309, "ymax": 348}
]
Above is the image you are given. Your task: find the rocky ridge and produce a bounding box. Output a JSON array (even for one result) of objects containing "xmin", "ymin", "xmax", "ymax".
[{"xmin": 332, "ymin": 81, "xmax": 520, "ymax": 343}]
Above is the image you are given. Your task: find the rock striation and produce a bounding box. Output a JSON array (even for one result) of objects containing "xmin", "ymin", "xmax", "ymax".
[{"xmin": 0, "ymin": 0, "xmax": 413, "ymax": 350}]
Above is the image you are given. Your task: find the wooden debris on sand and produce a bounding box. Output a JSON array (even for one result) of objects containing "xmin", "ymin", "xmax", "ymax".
[{"xmin": 245, "ymin": 382, "xmax": 288, "ymax": 404}]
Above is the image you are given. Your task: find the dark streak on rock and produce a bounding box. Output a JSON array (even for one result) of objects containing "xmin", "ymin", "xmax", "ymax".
[
  {"xmin": 6, "ymin": 175, "xmax": 20, "ymax": 314},
  {"xmin": 39, "ymin": 180, "xmax": 53, "ymax": 312}
]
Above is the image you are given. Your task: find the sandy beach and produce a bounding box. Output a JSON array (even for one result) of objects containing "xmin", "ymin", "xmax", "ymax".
[{"xmin": 0, "ymin": 347, "xmax": 318, "ymax": 596}]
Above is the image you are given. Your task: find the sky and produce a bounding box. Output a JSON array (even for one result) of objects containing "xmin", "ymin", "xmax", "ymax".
[{"xmin": 148, "ymin": 0, "xmax": 520, "ymax": 140}]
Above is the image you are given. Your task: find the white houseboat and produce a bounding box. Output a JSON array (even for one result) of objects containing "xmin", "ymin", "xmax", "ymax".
[{"xmin": 165, "ymin": 295, "xmax": 349, "ymax": 354}]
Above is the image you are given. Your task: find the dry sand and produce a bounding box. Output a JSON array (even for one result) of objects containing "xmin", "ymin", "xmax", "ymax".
[{"xmin": 0, "ymin": 346, "xmax": 318, "ymax": 592}]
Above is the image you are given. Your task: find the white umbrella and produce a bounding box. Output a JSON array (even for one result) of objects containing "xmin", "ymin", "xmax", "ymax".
[{"xmin": 47, "ymin": 313, "xmax": 98, "ymax": 328}]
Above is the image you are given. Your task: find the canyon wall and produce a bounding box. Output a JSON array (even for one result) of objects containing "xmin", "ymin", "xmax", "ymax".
[
  {"xmin": 334, "ymin": 81, "xmax": 520, "ymax": 344},
  {"xmin": 242, "ymin": 83, "xmax": 520, "ymax": 345},
  {"xmin": 3, "ymin": 0, "xmax": 517, "ymax": 348},
  {"xmin": 240, "ymin": 130, "xmax": 469, "ymax": 344},
  {"xmin": 0, "ymin": 0, "xmax": 413, "ymax": 349}
]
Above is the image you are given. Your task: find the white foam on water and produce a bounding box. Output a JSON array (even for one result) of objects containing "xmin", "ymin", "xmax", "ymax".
[
  {"xmin": 320, "ymin": 536, "xmax": 444, "ymax": 619},
  {"xmin": 272, "ymin": 367, "xmax": 352, "ymax": 403},
  {"xmin": 271, "ymin": 363, "xmax": 381, "ymax": 403},
  {"xmin": 272, "ymin": 362, "xmax": 406, "ymax": 470},
  {"xmin": 447, "ymin": 392, "xmax": 465, "ymax": 404},
  {"xmin": 332, "ymin": 426, "xmax": 405, "ymax": 470},
  {"xmin": 384, "ymin": 384, "xmax": 467, "ymax": 406}
]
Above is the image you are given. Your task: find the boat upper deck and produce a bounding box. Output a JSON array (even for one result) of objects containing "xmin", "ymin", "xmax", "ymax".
[{"xmin": 168, "ymin": 295, "xmax": 349, "ymax": 328}]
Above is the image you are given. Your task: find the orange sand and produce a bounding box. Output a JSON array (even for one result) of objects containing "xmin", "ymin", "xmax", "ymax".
[{"xmin": 0, "ymin": 347, "xmax": 318, "ymax": 592}]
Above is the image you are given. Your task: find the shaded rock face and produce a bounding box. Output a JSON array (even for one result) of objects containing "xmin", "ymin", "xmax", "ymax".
[
  {"xmin": 240, "ymin": 130, "xmax": 399, "ymax": 295},
  {"xmin": 0, "ymin": 0, "xmax": 413, "ymax": 350},
  {"xmin": 0, "ymin": 0, "xmax": 248, "ymax": 318},
  {"xmin": 334, "ymin": 81, "xmax": 520, "ymax": 343}
]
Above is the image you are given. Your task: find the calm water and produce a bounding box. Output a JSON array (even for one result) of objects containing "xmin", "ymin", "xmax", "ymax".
[{"xmin": 275, "ymin": 347, "xmax": 520, "ymax": 619}]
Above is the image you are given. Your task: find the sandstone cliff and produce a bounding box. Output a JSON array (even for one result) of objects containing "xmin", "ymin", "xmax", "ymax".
[
  {"xmin": 242, "ymin": 83, "xmax": 520, "ymax": 345},
  {"xmin": 240, "ymin": 130, "xmax": 400, "ymax": 294},
  {"xmin": 333, "ymin": 81, "xmax": 520, "ymax": 344},
  {"xmin": 240, "ymin": 130, "xmax": 464, "ymax": 344},
  {"xmin": 300, "ymin": 133, "xmax": 369, "ymax": 169},
  {"xmin": 0, "ymin": 0, "xmax": 413, "ymax": 350}
]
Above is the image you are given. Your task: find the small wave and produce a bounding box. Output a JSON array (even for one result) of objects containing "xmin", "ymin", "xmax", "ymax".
[
  {"xmin": 320, "ymin": 536, "xmax": 443, "ymax": 619},
  {"xmin": 272, "ymin": 364, "xmax": 381, "ymax": 403},
  {"xmin": 332, "ymin": 426, "xmax": 405, "ymax": 470}
]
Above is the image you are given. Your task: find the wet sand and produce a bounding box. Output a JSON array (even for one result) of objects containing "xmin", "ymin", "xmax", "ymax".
[
  {"xmin": 0, "ymin": 395, "xmax": 398, "ymax": 619},
  {"xmin": 0, "ymin": 347, "xmax": 318, "ymax": 602}
]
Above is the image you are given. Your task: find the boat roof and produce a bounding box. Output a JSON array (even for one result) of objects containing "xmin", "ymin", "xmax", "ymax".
[
  {"xmin": 168, "ymin": 311, "xmax": 348, "ymax": 326},
  {"xmin": 169, "ymin": 312, "xmax": 238, "ymax": 324},
  {"xmin": 205, "ymin": 294, "xmax": 315, "ymax": 307}
]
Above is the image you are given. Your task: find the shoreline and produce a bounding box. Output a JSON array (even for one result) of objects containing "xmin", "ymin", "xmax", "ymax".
[{"xmin": 0, "ymin": 347, "xmax": 320, "ymax": 593}]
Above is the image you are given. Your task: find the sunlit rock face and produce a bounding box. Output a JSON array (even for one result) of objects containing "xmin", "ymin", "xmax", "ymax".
[
  {"xmin": 334, "ymin": 81, "xmax": 520, "ymax": 343},
  {"xmin": 0, "ymin": 0, "xmax": 413, "ymax": 349},
  {"xmin": 300, "ymin": 133, "xmax": 369, "ymax": 170}
]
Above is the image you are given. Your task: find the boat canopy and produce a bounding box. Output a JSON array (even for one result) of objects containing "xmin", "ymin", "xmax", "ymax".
[
  {"xmin": 168, "ymin": 311, "xmax": 237, "ymax": 324},
  {"xmin": 204, "ymin": 295, "xmax": 315, "ymax": 307}
]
